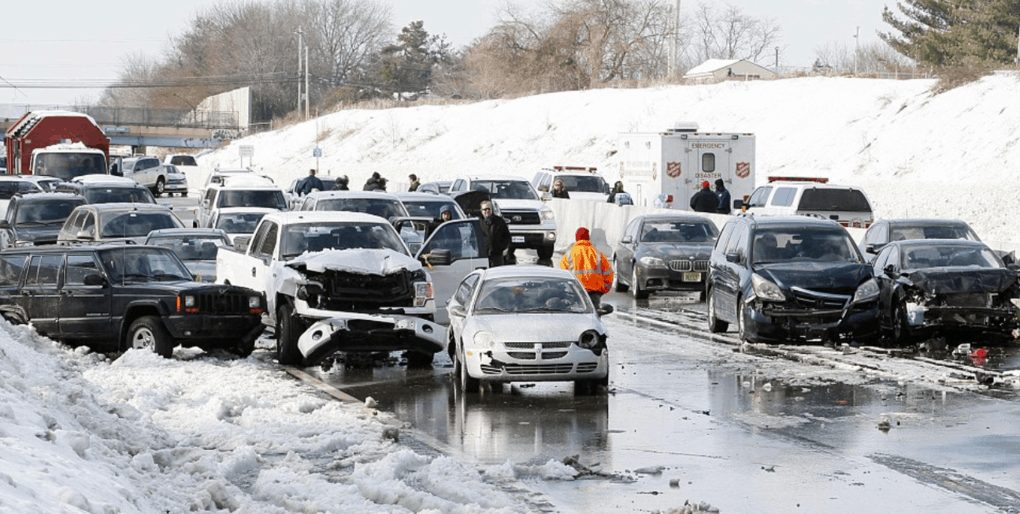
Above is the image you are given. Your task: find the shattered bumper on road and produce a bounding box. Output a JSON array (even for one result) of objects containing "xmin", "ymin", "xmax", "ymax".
[{"xmin": 297, "ymin": 312, "xmax": 447, "ymax": 364}]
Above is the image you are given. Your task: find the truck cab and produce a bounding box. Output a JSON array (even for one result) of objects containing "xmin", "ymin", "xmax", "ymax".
[{"xmin": 31, "ymin": 143, "xmax": 108, "ymax": 181}]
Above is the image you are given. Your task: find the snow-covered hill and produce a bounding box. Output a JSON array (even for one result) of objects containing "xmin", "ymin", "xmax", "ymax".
[{"xmin": 203, "ymin": 73, "xmax": 1020, "ymax": 251}]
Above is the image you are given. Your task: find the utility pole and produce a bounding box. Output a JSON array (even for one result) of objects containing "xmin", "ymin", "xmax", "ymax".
[
  {"xmin": 296, "ymin": 27, "xmax": 303, "ymax": 113},
  {"xmin": 1016, "ymin": 23, "xmax": 1020, "ymax": 64},
  {"xmin": 666, "ymin": 0, "xmax": 681, "ymax": 80},
  {"xmin": 304, "ymin": 44, "xmax": 310, "ymax": 120},
  {"xmin": 853, "ymin": 26, "xmax": 860, "ymax": 77},
  {"xmin": 774, "ymin": 47, "xmax": 780, "ymax": 71}
]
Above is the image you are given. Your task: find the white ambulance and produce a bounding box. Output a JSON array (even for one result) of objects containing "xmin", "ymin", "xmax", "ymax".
[{"xmin": 617, "ymin": 123, "xmax": 755, "ymax": 212}]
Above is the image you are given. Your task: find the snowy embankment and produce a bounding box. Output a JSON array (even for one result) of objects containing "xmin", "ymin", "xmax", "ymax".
[
  {"xmin": 0, "ymin": 323, "xmax": 530, "ymax": 513},
  {"xmin": 203, "ymin": 73, "xmax": 1020, "ymax": 252}
]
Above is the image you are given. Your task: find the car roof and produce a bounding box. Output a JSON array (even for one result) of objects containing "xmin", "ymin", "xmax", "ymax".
[
  {"xmin": 889, "ymin": 238, "xmax": 988, "ymax": 248},
  {"xmin": 2, "ymin": 243, "xmax": 155, "ymax": 255},
  {"xmin": 77, "ymin": 202, "xmax": 173, "ymax": 213},
  {"xmin": 765, "ymin": 181, "xmax": 863, "ymax": 190},
  {"xmin": 395, "ymin": 192, "xmax": 456, "ymax": 202},
  {"xmin": 636, "ymin": 213, "xmax": 715, "ymax": 223},
  {"xmin": 744, "ymin": 215, "xmax": 843, "ymax": 228},
  {"xmin": 12, "ymin": 192, "xmax": 83, "ymax": 202},
  {"xmin": 73, "ymin": 174, "xmax": 137, "ymax": 185},
  {"xmin": 263, "ymin": 211, "xmax": 391, "ymax": 225},
  {"xmin": 306, "ymin": 191, "xmax": 401, "ymax": 200},
  {"xmin": 213, "ymin": 206, "xmax": 280, "ymax": 214},
  {"xmin": 466, "ymin": 175, "xmax": 530, "ymax": 182},
  {"xmin": 20, "ymin": 175, "xmax": 62, "ymax": 182},
  {"xmin": 884, "ymin": 218, "xmax": 970, "ymax": 227},
  {"xmin": 0, "ymin": 176, "xmax": 36, "ymax": 182},
  {"xmin": 481, "ymin": 265, "xmax": 576, "ymax": 281},
  {"xmin": 146, "ymin": 228, "xmax": 228, "ymax": 238}
]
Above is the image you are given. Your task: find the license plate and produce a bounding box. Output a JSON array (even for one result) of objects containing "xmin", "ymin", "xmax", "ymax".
[
  {"xmin": 511, "ymin": 236, "xmax": 525, "ymax": 244},
  {"xmin": 682, "ymin": 272, "xmax": 702, "ymax": 282}
]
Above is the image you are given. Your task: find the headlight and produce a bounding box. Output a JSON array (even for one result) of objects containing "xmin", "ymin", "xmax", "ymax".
[
  {"xmin": 540, "ymin": 208, "xmax": 555, "ymax": 221},
  {"xmin": 473, "ymin": 330, "xmax": 495, "ymax": 349},
  {"xmin": 852, "ymin": 278, "xmax": 880, "ymax": 304},
  {"xmin": 414, "ymin": 281, "xmax": 433, "ymax": 307},
  {"xmin": 545, "ymin": 231, "xmax": 557, "ymax": 241},
  {"xmin": 184, "ymin": 295, "xmax": 196, "ymax": 308},
  {"xmin": 751, "ymin": 274, "xmax": 786, "ymax": 302},
  {"xmin": 578, "ymin": 330, "xmax": 600, "ymax": 349},
  {"xmin": 638, "ymin": 256, "xmax": 667, "ymax": 268},
  {"xmin": 248, "ymin": 295, "xmax": 261, "ymax": 308}
]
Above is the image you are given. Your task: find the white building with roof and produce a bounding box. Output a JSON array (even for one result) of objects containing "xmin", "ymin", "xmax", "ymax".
[{"xmin": 683, "ymin": 59, "xmax": 777, "ymax": 83}]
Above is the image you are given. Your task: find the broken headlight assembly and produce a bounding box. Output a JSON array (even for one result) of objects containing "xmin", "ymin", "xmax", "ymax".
[
  {"xmin": 413, "ymin": 281, "xmax": 433, "ymax": 307},
  {"xmin": 852, "ymin": 278, "xmax": 879, "ymax": 304},
  {"xmin": 473, "ymin": 330, "xmax": 495, "ymax": 350},
  {"xmin": 296, "ymin": 281, "xmax": 324, "ymax": 307},
  {"xmin": 578, "ymin": 330, "xmax": 600, "ymax": 349},
  {"xmin": 751, "ymin": 273, "xmax": 785, "ymax": 302}
]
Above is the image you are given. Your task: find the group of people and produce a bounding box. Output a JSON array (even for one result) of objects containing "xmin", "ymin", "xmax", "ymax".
[
  {"xmin": 296, "ymin": 170, "xmax": 433, "ymax": 196},
  {"xmin": 690, "ymin": 179, "xmax": 731, "ymax": 214}
]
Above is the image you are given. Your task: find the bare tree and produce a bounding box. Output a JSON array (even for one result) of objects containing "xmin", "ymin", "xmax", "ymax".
[
  {"xmin": 688, "ymin": 3, "xmax": 780, "ymax": 67},
  {"xmin": 813, "ymin": 41, "xmax": 914, "ymax": 74},
  {"xmin": 303, "ymin": 0, "xmax": 391, "ymax": 87}
]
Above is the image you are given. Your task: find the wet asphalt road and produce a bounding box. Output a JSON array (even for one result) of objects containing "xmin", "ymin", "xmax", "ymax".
[{"xmin": 170, "ymin": 195, "xmax": 1020, "ymax": 512}]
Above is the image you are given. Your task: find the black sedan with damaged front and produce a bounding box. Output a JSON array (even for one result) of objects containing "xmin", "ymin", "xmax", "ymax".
[{"xmin": 872, "ymin": 239, "xmax": 1020, "ymax": 342}]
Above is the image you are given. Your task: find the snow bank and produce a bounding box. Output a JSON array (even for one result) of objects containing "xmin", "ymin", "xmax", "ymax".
[
  {"xmin": 203, "ymin": 73, "xmax": 1020, "ymax": 252},
  {"xmin": 0, "ymin": 322, "xmax": 526, "ymax": 513}
]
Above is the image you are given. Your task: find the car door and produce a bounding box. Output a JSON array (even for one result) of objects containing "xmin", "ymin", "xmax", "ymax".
[
  {"xmin": 447, "ymin": 272, "xmax": 481, "ymax": 346},
  {"xmin": 21, "ymin": 253, "xmax": 63, "ymax": 336},
  {"xmin": 872, "ymin": 245, "xmax": 899, "ymax": 322},
  {"xmin": 248, "ymin": 221, "xmax": 279, "ymax": 302},
  {"xmin": 616, "ymin": 218, "xmax": 640, "ymax": 281},
  {"xmin": 199, "ymin": 188, "xmax": 218, "ymax": 227},
  {"xmin": 59, "ymin": 252, "xmax": 111, "ymax": 339},
  {"xmin": 715, "ymin": 222, "xmax": 747, "ymax": 321},
  {"xmin": 1, "ymin": 253, "xmax": 29, "ymax": 318},
  {"xmin": 415, "ymin": 219, "xmax": 489, "ymax": 324}
]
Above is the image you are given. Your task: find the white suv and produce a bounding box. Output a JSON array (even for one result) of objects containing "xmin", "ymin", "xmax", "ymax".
[
  {"xmin": 120, "ymin": 156, "xmax": 172, "ymax": 196},
  {"xmin": 448, "ymin": 174, "xmax": 556, "ymax": 260},
  {"xmin": 532, "ymin": 167, "xmax": 610, "ymax": 201},
  {"xmin": 745, "ymin": 179, "xmax": 874, "ymax": 229}
]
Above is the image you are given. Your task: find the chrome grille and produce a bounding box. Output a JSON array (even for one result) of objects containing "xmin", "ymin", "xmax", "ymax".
[
  {"xmin": 576, "ymin": 363, "xmax": 598, "ymax": 373},
  {"xmin": 542, "ymin": 351, "xmax": 568, "ymax": 359},
  {"xmin": 790, "ymin": 288, "xmax": 850, "ymax": 309},
  {"xmin": 668, "ymin": 259, "xmax": 709, "ymax": 272},
  {"xmin": 503, "ymin": 341, "xmax": 572, "ymax": 349},
  {"xmin": 507, "ymin": 352, "xmax": 536, "ymax": 360},
  {"xmin": 502, "ymin": 210, "xmax": 540, "ymax": 225},
  {"xmin": 479, "ymin": 363, "xmax": 574, "ymax": 375}
]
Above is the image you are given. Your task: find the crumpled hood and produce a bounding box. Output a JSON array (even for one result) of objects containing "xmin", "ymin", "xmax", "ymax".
[
  {"xmin": 755, "ymin": 261, "xmax": 871, "ymax": 293},
  {"xmin": 493, "ymin": 198, "xmax": 544, "ymax": 211},
  {"xmin": 639, "ymin": 242, "xmax": 714, "ymax": 259},
  {"xmin": 286, "ymin": 248, "xmax": 422, "ymax": 275},
  {"xmin": 466, "ymin": 313, "xmax": 603, "ymax": 342},
  {"xmin": 905, "ymin": 267, "xmax": 1018, "ymax": 294}
]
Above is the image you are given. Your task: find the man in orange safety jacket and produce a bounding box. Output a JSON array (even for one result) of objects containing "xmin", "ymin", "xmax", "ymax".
[{"xmin": 560, "ymin": 227, "xmax": 614, "ymax": 308}]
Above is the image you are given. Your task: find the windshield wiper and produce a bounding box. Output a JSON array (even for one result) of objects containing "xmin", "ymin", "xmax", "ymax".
[{"xmin": 120, "ymin": 273, "xmax": 151, "ymax": 282}]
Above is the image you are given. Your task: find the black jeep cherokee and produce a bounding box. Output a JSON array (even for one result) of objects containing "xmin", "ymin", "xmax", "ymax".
[{"xmin": 0, "ymin": 244, "xmax": 265, "ymax": 357}]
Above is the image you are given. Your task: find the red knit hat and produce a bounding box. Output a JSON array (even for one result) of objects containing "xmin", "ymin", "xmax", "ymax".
[
  {"xmin": 701, "ymin": 180, "xmax": 710, "ymax": 189},
  {"xmin": 575, "ymin": 227, "xmax": 590, "ymax": 241}
]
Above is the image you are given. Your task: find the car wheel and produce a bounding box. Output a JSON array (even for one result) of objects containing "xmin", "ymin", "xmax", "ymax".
[
  {"xmin": 891, "ymin": 299, "xmax": 909, "ymax": 343},
  {"xmin": 631, "ymin": 266, "xmax": 649, "ymax": 300},
  {"xmin": 707, "ymin": 288, "xmax": 729, "ymax": 333},
  {"xmin": 613, "ymin": 257, "xmax": 629, "ymax": 292},
  {"xmin": 128, "ymin": 316, "xmax": 173, "ymax": 358},
  {"xmin": 155, "ymin": 177, "xmax": 166, "ymax": 196},
  {"xmin": 275, "ymin": 303, "xmax": 304, "ymax": 365},
  {"xmin": 456, "ymin": 347, "xmax": 479, "ymax": 392},
  {"xmin": 736, "ymin": 296, "xmax": 749, "ymax": 343}
]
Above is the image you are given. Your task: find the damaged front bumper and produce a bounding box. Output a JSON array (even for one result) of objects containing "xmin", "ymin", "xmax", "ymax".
[
  {"xmin": 464, "ymin": 344, "xmax": 609, "ymax": 382},
  {"xmin": 749, "ymin": 300, "xmax": 880, "ymax": 344},
  {"xmin": 297, "ymin": 312, "xmax": 447, "ymax": 364},
  {"xmin": 904, "ymin": 302, "xmax": 1019, "ymax": 337}
]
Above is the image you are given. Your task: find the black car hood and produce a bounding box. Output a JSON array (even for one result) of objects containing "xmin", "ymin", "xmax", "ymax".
[
  {"xmin": 639, "ymin": 242, "xmax": 714, "ymax": 259},
  {"xmin": 904, "ymin": 267, "xmax": 1018, "ymax": 294},
  {"xmin": 13, "ymin": 226, "xmax": 61, "ymax": 243},
  {"xmin": 754, "ymin": 261, "xmax": 871, "ymax": 293}
]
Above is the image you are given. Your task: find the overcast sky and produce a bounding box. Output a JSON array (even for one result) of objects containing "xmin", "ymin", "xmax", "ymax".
[{"xmin": 0, "ymin": 0, "xmax": 891, "ymax": 106}]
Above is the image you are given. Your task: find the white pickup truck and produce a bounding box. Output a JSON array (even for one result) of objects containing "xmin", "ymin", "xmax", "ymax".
[{"xmin": 216, "ymin": 211, "xmax": 489, "ymax": 366}]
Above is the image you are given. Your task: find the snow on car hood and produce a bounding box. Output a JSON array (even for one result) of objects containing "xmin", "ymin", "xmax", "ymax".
[
  {"xmin": 465, "ymin": 312, "xmax": 603, "ymax": 343},
  {"xmin": 286, "ymin": 248, "xmax": 422, "ymax": 275}
]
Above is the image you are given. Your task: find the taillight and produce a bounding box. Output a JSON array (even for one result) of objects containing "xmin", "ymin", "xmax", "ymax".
[{"xmin": 665, "ymin": 195, "xmax": 674, "ymax": 203}]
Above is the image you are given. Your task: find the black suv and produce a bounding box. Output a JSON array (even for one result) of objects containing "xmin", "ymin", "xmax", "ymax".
[
  {"xmin": 706, "ymin": 215, "xmax": 879, "ymax": 344},
  {"xmin": 0, "ymin": 245, "xmax": 265, "ymax": 357},
  {"xmin": 0, "ymin": 193, "xmax": 86, "ymax": 248}
]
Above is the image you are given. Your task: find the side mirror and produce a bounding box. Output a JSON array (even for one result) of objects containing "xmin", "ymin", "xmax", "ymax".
[
  {"xmin": 732, "ymin": 199, "xmax": 743, "ymax": 210},
  {"xmin": 448, "ymin": 304, "xmax": 466, "ymax": 318},
  {"xmin": 234, "ymin": 235, "xmax": 253, "ymax": 252},
  {"xmin": 541, "ymin": 192, "xmax": 552, "ymax": 202},
  {"xmin": 865, "ymin": 243, "xmax": 884, "ymax": 254},
  {"xmin": 725, "ymin": 251, "xmax": 740, "ymax": 263},
  {"xmin": 0, "ymin": 220, "xmax": 10, "ymax": 230},
  {"xmin": 83, "ymin": 273, "xmax": 106, "ymax": 286},
  {"xmin": 424, "ymin": 248, "xmax": 452, "ymax": 266},
  {"xmin": 621, "ymin": 235, "xmax": 633, "ymax": 244},
  {"xmin": 76, "ymin": 229, "xmax": 92, "ymax": 240},
  {"xmin": 883, "ymin": 264, "xmax": 898, "ymax": 277},
  {"xmin": 202, "ymin": 199, "xmax": 210, "ymax": 209},
  {"xmin": 596, "ymin": 304, "xmax": 614, "ymax": 317}
]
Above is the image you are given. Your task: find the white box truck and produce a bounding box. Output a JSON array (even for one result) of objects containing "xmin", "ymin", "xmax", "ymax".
[{"xmin": 616, "ymin": 123, "xmax": 755, "ymax": 212}]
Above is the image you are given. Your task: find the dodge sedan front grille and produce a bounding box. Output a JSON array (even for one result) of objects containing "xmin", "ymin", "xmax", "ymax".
[{"xmin": 480, "ymin": 363, "xmax": 574, "ymax": 375}]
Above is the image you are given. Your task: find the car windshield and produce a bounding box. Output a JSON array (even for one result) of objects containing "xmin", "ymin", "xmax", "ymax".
[
  {"xmin": 280, "ymin": 222, "xmax": 407, "ymax": 259},
  {"xmin": 402, "ymin": 201, "xmax": 461, "ymax": 219},
  {"xmin": 474, "ymin": 277, "xmax": 590, "ymax": 314},
  {"xmin": 471, "ymin": 180, "xmax": 538, "ymax": 200},
  {"xmin": 147, "ymin": 235, "xmax": 227, "ymax": 262},
  {"xmin": 891, "ymin": 224, "xmax": 979, "ymax": 242},
  {"xmin": 15, "ymin": 199, "xmax": 84, "ymax": 225},
  {"xmin": 0, "ymin": 181, "xmax": 40, "ymax": 199},
  {"xmin": 215, "ymin": 212, "xmax": 268, "ymax": 234},
  {"xmin": 33, "ymin": 152, "xmax": 107, "ymax": 180},
  {"xmin": 315, "ymin": 198, "xmax": 407, "ymax": 219},
  {"xmin": 101, "ymin": 212, "xmax": 181, "ymax": 238},
  {"xmin": 84, "ymin": 187, "xmax": 155, "ymax": 204},
  {"xmin": 557, "ymin": 175, "xmax": 607, "ymax": 193},
  {"xmin": 901, "ymin": 245, "xmax": 1000, "ymax": 269},
  {"xmin": 217, "ymin": 190, "xmax": 287, "ymax": 210},
  {"xmin": 98, "ymin": 247, "xmax": 192, "ymax": 284},
  {"xmin": 640, "ymin": 220, "xmax": 718, "ymax": 243},
  {"xmin": 752, "ymin": 228, "xmax": 861, "ymax": 264}
]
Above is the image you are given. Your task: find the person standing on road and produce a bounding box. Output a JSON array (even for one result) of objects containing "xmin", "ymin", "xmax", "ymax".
[
  {"xmin": 408, "ymin": 174, "xmax": 421, "ymax": 192},
  {"xmin": 364, "ymin": 172, "xmax": 386, "ymax": 191},
  {"xmin": 551, "ymin": 179, "xmax": 570, "ymax": 199},
  {"xmin": 714, "ymin": 178, "xmax": 731, "ymax": 214},
  {"xmin": 560, "ymin": 227, "xmax": 614, "ymax": 308},
  {"xmin": 690, "ymin": 180, "xmax": 718, "ymax": 213},
  {"xmin": 335, "ymin": 175, "xmax": 350, "ymax": 191},
  {"xmin": 296, "ymin": 169, "xmax": 324, "ymax": 196},
  {"xmin": 427, "ymin": 205, "xmax": 454, "ymax": 236},
  {"xmin": 478, "ymin": 200, "xmax": 510, "ymax": 267}
]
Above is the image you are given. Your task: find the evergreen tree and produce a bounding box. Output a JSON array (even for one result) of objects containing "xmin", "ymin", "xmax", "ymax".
[
  {"xmin": 376, "ymin": 21, "xmax": 450, "ymax": 98},
  {"xmin": 881, "ymin": 0, "xmax": 1020, "ymax": 66}
]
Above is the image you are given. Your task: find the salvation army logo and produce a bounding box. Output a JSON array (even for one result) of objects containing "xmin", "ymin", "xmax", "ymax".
[
  {"xmin": 666, "ymin": 161, "xmax": 682, "ymax": 178},
  {"xmin": 735, "ymin": 162, "xmax": 750, "ymax": 178}
]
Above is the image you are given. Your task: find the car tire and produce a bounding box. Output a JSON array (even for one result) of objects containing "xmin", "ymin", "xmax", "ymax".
[
  {"xmin": 155, "ymin": 177, "xmax": 166, "ymax": 196},
  {"xmin": 891, "ymin": 298, "xmax": 909, "ymax": 343},
  {"xmin": 707, "ymin": 288, "xmax": 729, "ymax": 333},
  {"xmin": 631, "ymin": 266, "xmax": 649, "ymax": 300},
  {"xmin": 407, "ymin": 351, "xmax": 434, "ymax": 368},
  {"xmin": 455, "ymin": 347, "xmax": 479, "ymax": 392},
  {"xmin": 736, "ymin": 296, "xmax": 749, "ymax": 343},
  {"xmin": 613, "ymin": 258, "xmax": 629, "ymax": 292},
  {"xmin": 276, "ymin": 303, "xmax": 304, "ymax": 366},
  {"xmin": 128, "ymin": 316, "xmax": 173, "ymax": 358},
  {"xmin": 537, "ymin": 245, "xmax": 554, "ymax": 260}
]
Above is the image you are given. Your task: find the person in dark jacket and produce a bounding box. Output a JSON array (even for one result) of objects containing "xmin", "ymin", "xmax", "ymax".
[
  {"xmin": 335, "ymin": 175, "xmax": 350, "ymax": 191},
  {"xmin": 296, "ymin": 169, "xmax": 324, "ymax": 196},
  {"xmin": 551, "ymin": 179, "xmax": 570, "ymax": 199},
  {"xmin": 714, "ymin": 178, "xmax": 731, "ymax": 214},
  {"xmin": 607, "ymin": 181, "xmax": 625, "ymax": 203},
  {"xmin": 478, "ymin": 200, "xmax": 510, "ymax": 267},
  {"xmin": 690, "ymin": 181, "xmax": 718, "ymax": 213},
  {"xmin": 408, "ymin": 174, "xmax": 421, "ymax": 192},
  {"xmin": 364, "ymin": 172, "xmax": 386, "ymax": 191},
  {"xmin": 427, "ymin": 205, "xmax": 454, "ymax": 237}
]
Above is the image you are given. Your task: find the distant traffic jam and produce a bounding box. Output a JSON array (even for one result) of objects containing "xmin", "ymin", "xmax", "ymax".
[{"xmin": 1, "ymin": 112, "xmax": 1017, "ymax": 395}]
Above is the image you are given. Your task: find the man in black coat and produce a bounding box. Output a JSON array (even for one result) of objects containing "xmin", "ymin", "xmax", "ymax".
[
  {"xmin": 714, "ymin": 178, "xmax": 732, "ymax": 214},
  {"xmin": 364, "ymin": 172, "xmax": 386, "ymax": 191},
  {"xmin": 478, "ymin": 200, "xmax": 510, "ymax": 267},
  {"xmin": 296, "ymin": 169, "xmax": 324, "ymax": 196},
  {"xmin": 690, "ymin": 181, "xmax": 719, "ymax": 213}
]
